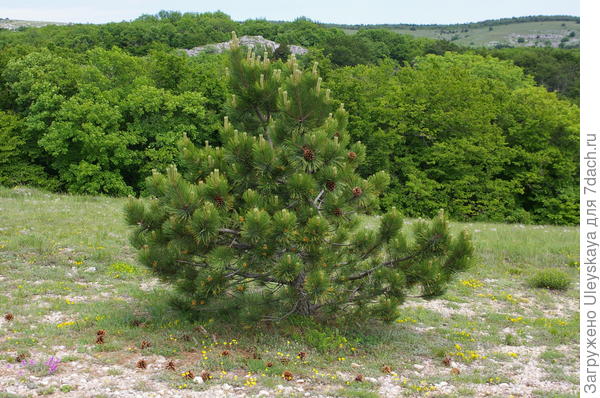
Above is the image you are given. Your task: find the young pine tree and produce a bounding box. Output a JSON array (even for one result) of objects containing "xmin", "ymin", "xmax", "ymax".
[{"xmin": 125, "ymin": 33, "xmax": 474, "ymax": 322}]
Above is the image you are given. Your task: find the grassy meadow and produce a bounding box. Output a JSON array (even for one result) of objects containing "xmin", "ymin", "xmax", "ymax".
[
  {"xmin": 343, "ymin": 20, "xmax": 580, "ymax": 47},
  {"xmin": 0, "ymin": 186, "xmax": 579, "ymax": 397}
]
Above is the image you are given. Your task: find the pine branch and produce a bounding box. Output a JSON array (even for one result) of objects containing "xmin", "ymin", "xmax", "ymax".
[
  {"xmin": 313, "ymin": 189, "xmax": 325, "ymax": 208},
  {"xmin": 226, "ymin": 268, "xmax": 288, "ymax": 284},
  {"xmin": 219, "ymin": 228, "xmax": 241, "ymax": 235},
  {"xmin": 253, "ymin": 106, "xmax": 273, "ymax": 145},
  {"xmin": 341, "ymin": 234, "xmax": 443, "ymax": 282}
]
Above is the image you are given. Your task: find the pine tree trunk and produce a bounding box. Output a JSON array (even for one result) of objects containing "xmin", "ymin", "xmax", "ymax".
[
  {"xmin": 295, "ymin": 291, "xmax": 314, "ymax": 316},
  {"xmin": 293, "ymin": 272, "xmax": 315, "ymax": 316}
]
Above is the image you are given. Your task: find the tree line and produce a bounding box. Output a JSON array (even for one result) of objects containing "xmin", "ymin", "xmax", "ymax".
[{"xmin": 0, "ymin": 12, "xmax": 579, "ymax": 224}]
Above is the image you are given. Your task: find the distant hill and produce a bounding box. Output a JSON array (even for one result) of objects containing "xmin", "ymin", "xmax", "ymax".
[
  {"xmin": 324, "ymin": 15, "xmax": 580, "ymax": 48},
  {"xmin": 0, "ymin": 18, "xmax": 68, "ymax": 30},
  {"xmin": 0, "ymin": 14, "xmax": 580, "ymax": 49}
]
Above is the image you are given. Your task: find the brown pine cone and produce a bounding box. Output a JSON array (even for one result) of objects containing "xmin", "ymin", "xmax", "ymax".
[
  {"xmin": 348, "ymin": 151, "xmax": 357, "ymax": 160},
  {"xmin": 355, "ymin": 374, "xmax": 364, "ymax": 382},
  {"xmin": 333, "ymin": 208, "xmax": 343, "ymax": 217},
  {"xmin": 4, "ymin": 313, "xmax": 14, "ymax": 321},
  {"xmin": 136, "ymin": 359, "xmax": 147, "ymax": 369},
  {"xmin": 15, "ymin": 353, "xmax": 29, "ymax": 363},
  {"xmin": 183, "ymin": 370, "xmax": 195, "ymax": 379},
  {"xmin": 381, "ymin": 365, "xmax": 392, "ymax": 373},
  {"xmin": 303, "ymin": 146, "xmax": 315, "ymax": 161},
  {"xmin": 200, "ymin": 370, "xmax": 211, "ymax": 382},
  {"xmin": 140, "ymin": 340, "xmax": 151, "ymax": 349},
  {"xmin": 95, "ymin": 335, "xmax": 105, "ymax": 344},
  {"xmin": 214, "ymin": 195, "xmax": 225, "ymax": 207},
  {"xmin": 166, "ymin": 361, "xmax": 176, "ymax": 371},
  {"xmin": 283, "ymin": 371, "xmax": 293, "ymax": 381},
  {"xmin": 325, "ymin": 180, "xmax": 336, "ymax": 191},
  {"xmin": 352, "ymin": 187, "xmax": 363, "ymax": 197}
]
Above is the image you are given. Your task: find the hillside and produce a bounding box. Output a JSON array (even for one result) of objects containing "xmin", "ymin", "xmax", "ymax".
[
  {"xmin": 0, "ymin": 15, "xmax": 580, "ymax": 48},
  {"xmin": 0, "ymin": 18, "xmax": 68, "ymax": 30},
  {"xmin": 328, "ymin": 16, "xmax": 580, "ymax": 48}
]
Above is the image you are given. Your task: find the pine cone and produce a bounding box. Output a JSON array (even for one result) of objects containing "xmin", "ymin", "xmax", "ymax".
[
  {"xmin": 95, "ymin": 335, "xmax": 105, "ymax": 344},
  {"xmin": 96, "ymin": 330, "xmax": 106, "ymax": 336},
  {"xmin": 200, "ymin": 370, "xmax": 211, "ymax": 382},
  {"xmin": 15, "ymin": 353, "xmax": 29, "ymax": 363},
  {"xmin": 451, "ymin": 367, "xmax": 461, "ymax": 375},
  {"xmin": 266, "ymin": 362, "xmax": 273, "ymax": 368},
  {"xmin": 297, "ymin": 351, "xmax": 306, "ymax": 360},
  {"xmin": 166, "ymin": 361, "xmax": 176, "ymax": 371},
  {"xmin": 303, "ymin": 146, "xmax": 315, "ymax": 161},
  {"xmin": 325, "ymin": 180, "xmax": 336, "ymax": 191},
  {"xmin": 283, "ymin": 370, "xmax": 293, "ymax": 381},
  {"xmin": 333, "ymin": 208, "xmax": 343, "ymax": 217},
  {"xmin": 140, "ymin": 340, "xmax": 151, "ymax": 349},
  {"xmin": 214, "ymin": 195, "xmax": 225, "ymax": 207},
  {"xmin": 183, "ymin": 370, "xmax": 195, "ymax": 379},
  {"xmin": 136, "ymin": 359, "xmax": 147, "ymax": 369},
  {"xmin": 352, "ymin": 187, "xmax": 363, "ymax": 197},
  {"xmin": 221, "ymin": 350, "xmax": 230, "ymax": 356},
  {"xmin": 355, "ymin": 374, "xmax": 364, "ymax": 382},
  {"xmin": 4, "ymin": 313, "xmax": 14, "ymax": 321},
  {"xmin": 381, "ymin": 365, "xmax": 392, "ymax": 373},
  {"xmin": 348, "ymin": 151, "xmax": 357, "ymax": 160},
  {"xmin": 442, "ymin": 356, "xmax": 452, "ymax": 367}
]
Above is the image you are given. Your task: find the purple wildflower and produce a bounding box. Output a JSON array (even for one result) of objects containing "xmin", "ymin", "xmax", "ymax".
[{"xmin": 45, "ymin": 356, "xmax": 60, "ymax": 374}]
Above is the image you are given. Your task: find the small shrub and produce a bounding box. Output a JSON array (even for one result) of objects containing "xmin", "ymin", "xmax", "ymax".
[
  {"xmin": 507, "ymin": 267, "xmax": 524, "ymax": 276},
  {"xmin": 503, "ymin": 333, "xmax": 519, "ymax": 346},
  {"xmin": 529, "ymin": 269, "xmax": 570, "ymax": 291},
  {"xmin": 60, "ymin": 385, "xmax": 74, "ymax": 393}
]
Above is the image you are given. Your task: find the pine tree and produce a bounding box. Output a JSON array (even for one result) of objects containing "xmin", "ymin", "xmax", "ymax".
[
  {"xmin": 272, "ymin": 42, "xmax": 291, "ymax": 61},
  {"xmin": 125, "ymin": 32, "xmax": 474, "ymax": 322}
]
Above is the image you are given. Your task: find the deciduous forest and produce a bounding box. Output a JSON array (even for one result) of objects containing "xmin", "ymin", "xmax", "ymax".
[{"xmin": 0, "ymin": 12, "xmax": 580, "ymax": 224}]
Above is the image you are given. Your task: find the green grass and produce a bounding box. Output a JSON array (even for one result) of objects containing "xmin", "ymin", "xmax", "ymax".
[{"xmin": 0, "ymin": 186, "xmax": 579, "ymax": 397}]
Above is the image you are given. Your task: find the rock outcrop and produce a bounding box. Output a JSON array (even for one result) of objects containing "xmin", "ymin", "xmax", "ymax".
[{"xmin": 184, "ymin": 35, "xmax": 308, "ymax": 56}]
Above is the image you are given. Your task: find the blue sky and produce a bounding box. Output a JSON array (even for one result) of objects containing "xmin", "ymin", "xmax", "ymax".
[{"xmin": 0, "ymin": 0, "xmax": 580, "ymax": 24}]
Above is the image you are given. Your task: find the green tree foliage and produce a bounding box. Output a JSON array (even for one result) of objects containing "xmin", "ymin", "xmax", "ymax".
[
  {"xmin": 0, "ymin": 111, "xmax": 58, "ymax": 189},
  {"xmin": 322, "ymin": 35, "xmax": 382, "ymax": 66},
  {"xmin": 329, "ymin": 53, "xmax": 579, "ymax": 224},
  {"xmin": 0, "ymin": 12, "xmax": 236, "ymax": 55},
  {"xmin": 486, "ymin": 47, "xmax": 579, "ymax": 102},
  {"xmin": 125, "ymin": 35, "xmax": 474, "ymax": 322},
  {"xmin": 0, "ymin": 12, "xmax": 580, "ymax": 225},
  {"xmin": 1, "ymin": 48, "xmax": 223, "ymax": 194},
  {"xmin": 272, "ymin": 42, "xmax": 291, "ymax": 61}
]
